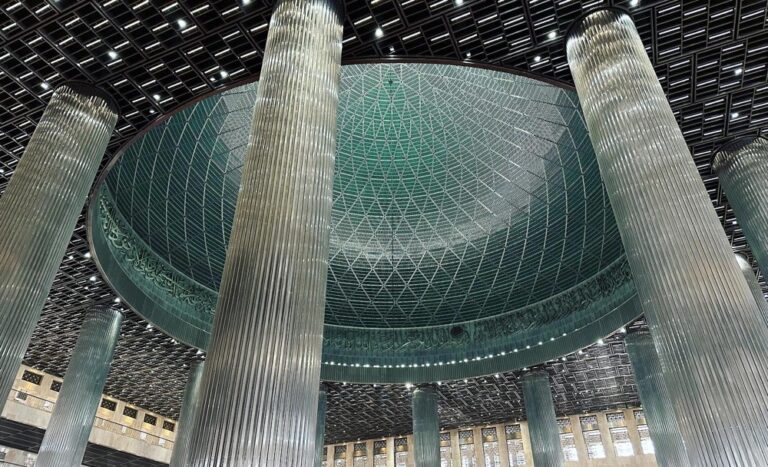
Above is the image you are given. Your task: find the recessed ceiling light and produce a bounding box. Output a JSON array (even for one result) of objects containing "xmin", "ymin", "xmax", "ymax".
[
  {"xmin": 455, "ymin": 0, "xmax": 464, "ymax": 5},
  {"xmin": 732, "ymin": 220, "xmax": 738, "ymax": 225},
  {"xmin": 177, "ymin": 18, "xmax": 188, "ymax": 29},
  {"xmin": 389, "ymin": 46, "xmax": 395, "ymax": 53},
  {"xmin": 547, "ymin": 31, "xmax": 557, "ymax": 40},
  {"xmin": 220, "ymin": 70, "xmax": 229, "ymax": 78},
  {"xmin": 630, "ymin": 0, "xmax": 639, "ymax": 6},
  {"xmin": 152, "ymin": 93, "xmax": 161, "ymax": 101},
  {"xmin": 84, "ymin": 252, "xmax": 91, "ymax": 259},
  {"xmin": 107, "ymin": 50, "xmax": 118, "ymax": 60},
  {"xmin": 734, "ymin": 67, "xmax": 743, "ymax": 75},
  {"xmin": 534, "ymin": 55, "xmax": 541, "ymax": 62},
  {"xmin": 374, "ymin": 27, "xmax": 383, "ymax": 38},
  {"xmin": 41, "ymin": 82, "xmax": 50, "ymax": 90},
  {"xmin": 89, "ymin": 276, "xmax": 97, "ymax": 282},
  {"xmin": 731, "ymin": 112, "xmax": 739, "ymax": 119},
  {"xmin": 465, "ymin": 51, "xmax": 471, "ymax": 59}
]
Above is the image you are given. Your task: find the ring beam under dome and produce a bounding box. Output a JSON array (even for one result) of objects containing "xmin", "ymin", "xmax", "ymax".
[{"xmin": 89, "ymin": 61, "xmax": 637, "ymax": 383}]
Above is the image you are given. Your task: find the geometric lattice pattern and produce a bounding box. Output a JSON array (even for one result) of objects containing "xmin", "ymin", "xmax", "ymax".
[
  {"xmin": 104, "ymin": 63, "xmax": 622, "ymax": 328},
  {"xmin": 0, "ymin": 0, "xmax": 763, "ymax": 437},
  {"xmin": 324, "ymin": 322, "xmax": 643, "ymax": 444}
]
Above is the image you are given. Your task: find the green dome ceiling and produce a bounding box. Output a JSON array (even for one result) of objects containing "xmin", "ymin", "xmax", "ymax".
[{"xmin": 90, "ymin": 62, "xmax": 636, "ymax": 382}]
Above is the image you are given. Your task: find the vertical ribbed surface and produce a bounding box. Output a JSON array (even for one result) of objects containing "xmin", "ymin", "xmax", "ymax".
[
  {"xmin": 314, "ymin": 388, "xmax": 327, "ymax": 467},
  {"xmin": 187, "ymin": 0, "xmax": 343, "ymax": 465},
  {"xmin": 412, "ymin": 385, "xmax": 440, "ymax": 467},
  {"xmin": 170, "ymin": 361, "xmax": 205, "ymax": 467},
  {"xmin": 36, "ymin": 308, "xmax": 122, "ymax": 467},
  {"xmin": 0, "ymin": 84, "xmax": 117, "ymax": 416},
  {"xmin": 735, "ymin": 254, "xmax": 768, "ymax": 324},
  {"xmin": 567, "ymin": 9, "xmax": 768, "ymax": 466},
  {"xmin": 521, "ymin": 372, "xmax": 563, "ymax": 467},
  {"xmin": 714, "ymin": 137, "xmax": 768, "ymax": 273},
  {"xmin": 624, "ymin": 332, "xmax": 689, "ymax": 467}
]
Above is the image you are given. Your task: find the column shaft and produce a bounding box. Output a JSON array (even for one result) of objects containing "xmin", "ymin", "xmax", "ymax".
[
  {"xmin": 567, "ymin": 9, "xmax": 768, "ymax": 465},
  {"xmin": 624, "ymin": 333, "xmax": 688, "ymax": 467},
  {"xmin": 521, "ymin": 372, "xmax": 563, "ymax": 467},
  {"xmin": 169, "ymin": 361, "xmax": 205, "ymax": 467},
  {"xmin": 187, "ymin": 0, "xmax": 343, "ymax": 465},
  {"xmin": 714, "ymin": 136, "xmax": 768, "ymax": 273},
  {"xmin": 0, "ymin": 84, "xmax": 117, "ymax": 413},
  {"xmin": 36, "ymin": 308, "xmax": 123, "ymax": 467},
  {"xmin": 314, "ymin": 389, "xmax": 328, "ymax": 467},
  {"xmin": 412, "ymin": 385, "xmax": 440, "ymax": 467},
  {"xmin": 736, "ymin": 255, "xmax": 768, "ymax": 324}
]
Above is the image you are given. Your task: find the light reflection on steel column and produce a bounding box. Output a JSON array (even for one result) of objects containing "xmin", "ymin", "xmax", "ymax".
[
  {"xmin": 186, "ymin": 0, "xmax": 344, "ymax": 465},
  {"xmin": 0, "ymin": 83, "xmax": 118, "ymax": 416},
  {"xmin": 567, "ymin": 8, "xmax": 768, "ymax": 466},
  {"xmin": 412, "ymin": 384, "xmax": 440, "ymax": 467},
  {"xmin": 170, "ymin": 360, "xmax": 205, "ymax": 467},
  {"xmin": 314, "ymin": 387, "xmax": 327, "ymax": 467},
  {"xmin": 36, "ymin": 307, "xmax": 123, "ymax": 467},
  {"xmin": 714, "ymin": 136, "xmax": 768, "ymax": 274},
  {"xmin": 735, "ymin": 254, "xmax": 768, "ymax": 325},
  {"xmin": 624, "ymin": 332, "xmax": 689, "ymax": 467},
  {"xmin": 521, "ymin": 371, "xmax": 563, "ymax": 467}
]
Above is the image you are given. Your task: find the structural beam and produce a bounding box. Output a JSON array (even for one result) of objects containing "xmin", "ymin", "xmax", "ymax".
[
  {"xmin": 0, "ymin": 83, "xmax": 117, "ymax": 414},
  {"xmin": 36, "ymin": 308, "xmax": 123, "ymax": 467},
  {"xmin": 567, "ymin": 8, "xmax": 768, "ymax": 465},
  {"xmin": 412, "ymin": 384, "xmax": 440, "ymax": 467},
  {"xmin": 187, "ymin": 0, "xmax": 344, "ymax": 464},
  {"xmin": 521, "ymin": 371, "xmax": 563, "ymax": 467}
]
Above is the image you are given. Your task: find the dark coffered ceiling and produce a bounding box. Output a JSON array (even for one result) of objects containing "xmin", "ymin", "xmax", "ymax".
[{"xmin": 0, "ymin": 0, "xmax": 765, "ymax": 445}]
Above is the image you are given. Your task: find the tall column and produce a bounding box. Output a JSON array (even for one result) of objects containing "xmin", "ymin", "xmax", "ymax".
[
  {"xmin": 35, "ymin": 308, "xmax": 123, "ymax": 467},
  {"xmin": 0, "ymin": 83, "xmax": 117, "ymax": 413},
  {"xmin": 566, "ymin": 8, "xmax": 768, "ymax": 465},
  {"xmin": 169, "ymin": 360, "xmax": 205, "ymax": 467},
  {"xmin": 521, "ymin": 371, "xmax": 563, "ymax": 467},
  {"xmin": 187, "ymin": 0, "xmax": 343, "ymax": 465},
  {"xmin": 314, "ymin": 387, "xmax": 328, "ymax": 467},
  {"xmin": 735, "ymin": 254, "xmax": 768, "ymax": 324},
  {"xmin": 412, "ymin": 384, "xmax": 440, "ymax": 467},
  {"xmin": 713, "ymin": 136, "xmax": 768, "ymax": 272},
  {"xmin": 624, "ymin": 332, "xmax": 688, "ymax": 467}
]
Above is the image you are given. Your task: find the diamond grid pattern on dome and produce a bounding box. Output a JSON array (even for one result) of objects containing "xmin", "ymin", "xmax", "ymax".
[{"xmin": 104, "ymin": 62, "xmax": 623, "ymax": 328}]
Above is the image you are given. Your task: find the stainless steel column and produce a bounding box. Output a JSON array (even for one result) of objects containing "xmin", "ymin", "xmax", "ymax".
[
  {"xmin": 714, "ymin": 136, "xmax": 768, "ymax": 272},
  {"xmin": 624, "ymin": 332, "xmax": 689, "ymax": 467},
  {"xmin": 186, "ymin": 0, "xmax": 343, "ymax": 465},
  {"xmin": 735, "ymin": 254, "xmax": 768, "ymax": 325},
  {"xmin": 412, "ymin": 384, "xmax": 440, "ymax": 467},
  {"xmin": 567, "ymin": 8, "xmax": 768, "ymax": 465},
  {"xmin": 521, "ymin": 371, "xmax": 563, "ymax": 467},
  {"xmin": 35, "ymin": 307, "xmax": 123, "ymax": 467},
  {"xmin": 0, "ymin": 83, "xmax": 117, "ymax": 414},
  {"xmin": 314, "ymin": 387, "xmax": 327, "ymax": 467},
  {"xmin": 170, "ymin": 360, "xmax": 205, "ymax": 467}
]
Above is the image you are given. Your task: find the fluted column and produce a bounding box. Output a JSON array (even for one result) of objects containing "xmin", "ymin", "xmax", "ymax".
[
  {"xmin": 412, "ymin": 384, "xmax": 440, "ymax": 467},
  {"xmin": 35, "ymin": 308, "xmax": 123, "ymax": 467},
  {"xmin": 714, "ymin": 136, "xmax": 768, "ymax": 272},
  {"xmin": 624, "ymin": 332, "xmax": 688, "ymax": 467},
  {"xmin": 170, "ymin": 360, "xmax": 205, "ymax": 467},
  {"xmin": 736, "ymin": 254, "xmax": 768, "ymax": 325},
  {"xmin": 187, "ymin": 0, "xmax": 343, "ymax": 465},
  {"xmin": 314, "ymin": 387, "xmax": 328, "ymax": 467},
  {"xmin": 0, "ymin": 83, "xmax": 117, "ymax": 413},
  {"xmin": 567, "ymin": 8, "xmax": 768, "ymax": 466},
  {"xmin": 521, "ymin": 371, "xmax": 563, "ymax": 467}
]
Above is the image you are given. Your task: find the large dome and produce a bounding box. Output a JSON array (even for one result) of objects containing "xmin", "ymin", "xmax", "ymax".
[{"xmin": 89, "ymin": 61, "xmax": 637, "ymax": 382}]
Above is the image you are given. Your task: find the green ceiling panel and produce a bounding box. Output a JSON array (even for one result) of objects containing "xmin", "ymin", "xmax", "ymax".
[{"xmin": 91, "ymin": 62, "xmax": 633, "ymax": 381}]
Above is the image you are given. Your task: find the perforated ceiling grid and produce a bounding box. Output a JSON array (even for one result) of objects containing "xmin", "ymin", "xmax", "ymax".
[{"xmin": 0, "ymin": 0, "xmax": 763, "ymax": 442}]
